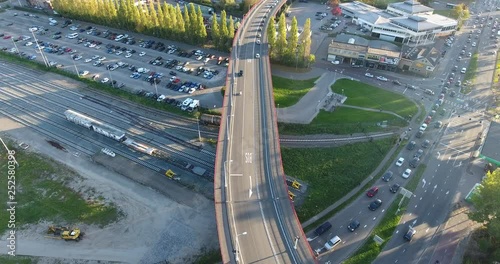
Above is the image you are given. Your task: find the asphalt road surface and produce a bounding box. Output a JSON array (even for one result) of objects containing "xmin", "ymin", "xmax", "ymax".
[{"xmin": 214, "ymin": 1, "xmax": 315, "ymax": 263}]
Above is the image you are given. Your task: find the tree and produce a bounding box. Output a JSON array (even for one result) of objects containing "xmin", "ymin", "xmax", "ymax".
[
  {"xmin": 220, "ymin": 10, "xmax": 229, "ymax": 50},
  {"xmin": 286, "ymin": 16, "xmax": 299, "ymax": 64},
  {"xmin": 211, "ymin": 13, "xmax": 221, "ymax": 48},
  {"xmin": 196, "ymin": 6, "xmax": 207, "ymax": 45},
  {"xmin": 227, "ymin": 16, "xmax": 235, "ymax": 47},
  {"xmin": 267, "ymin": 16, "xmax": 277, "ymax": 56},
  {"xmin": 300, "ymin": 18, "xmax": 312, "ymax": 65},
  {"xmin": 275, "ymin": 13, "xmax": 288, "ymax": 61},
  {"xmin": 452, "ymin": 4, "xmax": 470, "ymax": 28},
  {"xmin": 469, "ymin": 169, "xmax": 500, "ymax": 242}
]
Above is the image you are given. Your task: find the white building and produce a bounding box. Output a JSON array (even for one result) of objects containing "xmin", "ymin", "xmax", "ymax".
[{"xmin": 340, "ymin": 0, "xmax": 457, "ymax": 45}]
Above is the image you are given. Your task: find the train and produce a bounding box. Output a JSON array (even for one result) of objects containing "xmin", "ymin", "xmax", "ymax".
[
  {"xmin": 200, "ymin": 113, "xmax": 222, "ymax": 126},
  {"xmin": 64, "ymin": 110, "xmax": 127, "ymax": 142}
]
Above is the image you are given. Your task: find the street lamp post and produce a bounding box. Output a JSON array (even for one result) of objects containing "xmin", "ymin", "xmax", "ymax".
[
  {"xmin": 294, "ymin": 235, "xmax": 300, "ymax": 250},
  {"xmin": 235, "ymin": 231, "xmax": 248, "ymax": 263}
]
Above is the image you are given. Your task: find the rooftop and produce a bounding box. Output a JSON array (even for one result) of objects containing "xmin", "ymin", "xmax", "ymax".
[
  {"xmin": 388, "ymin": 0, "xmax": 434, "ymax": 14},
  {"xmin": 334, "ymin": 34, "xmax": 370, "ymax": 46},
  {"xmin": 481, "ymin": 121, "xmax": 500, "ymax": 164},
  {"xmin": 390, "ymin": 15, "xmax": 441, "ymax": 31},
  {"xmin": 401, "ymin": 45, "xmax": 439, "ymax": 65}
]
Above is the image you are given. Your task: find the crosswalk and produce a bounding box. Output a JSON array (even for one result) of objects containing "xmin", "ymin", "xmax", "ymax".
[{"xmin": 442, "ymin": 94, "xmax": 484, "ymax": 112}]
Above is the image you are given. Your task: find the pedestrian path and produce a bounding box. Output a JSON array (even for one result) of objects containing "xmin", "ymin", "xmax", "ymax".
[{"xmin": 341, "ymin": 105, "xmax": 407, "ymax": 121}]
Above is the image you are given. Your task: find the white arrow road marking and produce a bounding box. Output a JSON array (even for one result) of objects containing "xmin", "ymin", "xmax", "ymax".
[{"xmin": 249, "ymin": 176, "xmax": 253, "ymax": 198}]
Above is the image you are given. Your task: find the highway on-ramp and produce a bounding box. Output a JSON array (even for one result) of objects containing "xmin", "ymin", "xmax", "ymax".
[{"xmin": 214, "ymin": 1, "xmax": 315, "ymax": 263}]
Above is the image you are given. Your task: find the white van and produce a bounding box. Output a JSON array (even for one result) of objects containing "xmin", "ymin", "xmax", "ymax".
[
  {"xmin": 187, "ymin": 100, "xmax": 200, "ymax": 112},
  {"xmin": 324, "ymin": 236, "xmax": 341, "ymax": 251},
  {"xmin": 181, "ymin": 98, "xmax": 193, "ymax": 111}
]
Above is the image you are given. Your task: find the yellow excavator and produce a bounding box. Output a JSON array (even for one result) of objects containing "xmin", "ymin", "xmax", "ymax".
[{"xmin": 46, "ymin": 226, "xmax": 84, "ymax": 241}]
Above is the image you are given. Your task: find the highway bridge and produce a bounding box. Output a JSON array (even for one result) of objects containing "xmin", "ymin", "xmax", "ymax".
[{"xmin": 214, "ymin": 1, "xmax": 316, "ymax": 263}]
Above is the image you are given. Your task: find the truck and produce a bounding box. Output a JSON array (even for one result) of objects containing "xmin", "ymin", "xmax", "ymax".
[{"xmin": 181, "ymin": 98, "xmax": 193, "ymax": 111}]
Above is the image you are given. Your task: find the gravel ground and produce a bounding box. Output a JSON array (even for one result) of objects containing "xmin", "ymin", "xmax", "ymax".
[{"xmin": 0, "ymin": 117, "xmax": 218, "ymax": 263}]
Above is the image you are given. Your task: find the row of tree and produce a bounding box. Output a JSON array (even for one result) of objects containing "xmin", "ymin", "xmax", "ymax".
[
  {"xmin": 267, "ymin": 14, "xmax": 314, "ymax": 68},
  {"xmin": 211, "ymin": 10, "xmax": 236, "ymax": 52},
  {"xmin": 51, "ymin": 0, "xmax": 235, "ymax": 51}
]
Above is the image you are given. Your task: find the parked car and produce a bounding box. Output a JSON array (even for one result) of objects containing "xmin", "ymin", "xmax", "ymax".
[
  {"xmin": 407, "ymin": 141, "xmax": 416, "ymax": 150},
  {"xmin": 395, "ymin": 157, "xmax": 404, "ymax": 167},
  {"xmin": 314, "ymin": 221, "xmax": 332, "ymax": 236}
]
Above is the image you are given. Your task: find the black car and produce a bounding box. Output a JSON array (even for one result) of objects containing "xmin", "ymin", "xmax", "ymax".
[
  {"xmin": 314, "ymin": 221, "xmax": 332, "ymax": 236},
  {"xmin": 238, "ymin": 70, "xmax": 243, "ymax": 77},
  {"xmin": 393, "ymin": 80, "xmax": 402, "ymax": 85},
  {"xmin": 390, "ymin": 183, "xmax": 400, "ymax": 193},
  {"xmin": 407, "ymin": 141, "xmax": 416, "ymax": 150},
  {"xmin": 369, "ymin": 199, "xmax": 382, "ymax": 211},
  {"xmin": 421, "ymin": 140, "xmax": 430, "ymax": 148},
  {"xmin": 382, "ymin": 171, "xmax": 393, "ymax": 182},
  {"xmin": 347, "ymin": 220, "xmax": 360, "ymax": 232},
  {"xmin": 416, "ymin": 131, "xmax": 424, "ymax": 138},
  {"xmin": 409, "ymin": 157, "xmax": 420, "ymax": 168}
]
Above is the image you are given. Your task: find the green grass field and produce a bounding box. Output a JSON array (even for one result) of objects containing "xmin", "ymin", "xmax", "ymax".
[
  {"xmin": 279, "ymin": 108, "xmax": 407, "ymax": 135},
  {"xmin": 0, "ymin": 145, "xmax": 122, "ymax": 235},
  {"xmin": 282, "ymin": 137, "xmax": 395, "ymax": 221},
  {"xmin": 331, "ymin": 79, "xmax": 418, "ymax": 118},
  {"xmin": 272, "ymin": 75, "xmax": 319, "ymax": 108}
]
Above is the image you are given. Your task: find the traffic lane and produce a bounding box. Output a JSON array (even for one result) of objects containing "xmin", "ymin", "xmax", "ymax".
[
  {"xmin": 375, "ymin": 149, "xmax": 470, "ymax": 264},
  {"xmin": 375, "ymin": 114, "xmax": 481, "ymax": 263},
  {"xmin": 308, "ymin": 180, "xmax": 401, "ymax": 261}
]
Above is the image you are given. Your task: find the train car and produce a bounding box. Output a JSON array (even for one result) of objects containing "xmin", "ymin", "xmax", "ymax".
[
  {"xmin": 200, "ymin": 113, "xmax": 222, "ymax": 126},
  {"xmin": 64, "ymin": 110, "xmax": 127, "ymax": 142}
]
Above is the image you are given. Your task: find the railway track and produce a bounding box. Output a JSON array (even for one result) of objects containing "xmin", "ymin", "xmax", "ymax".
[
  {"xmin": 0, "ymin": 65, "xmax": 215, "ymax": 172},
  {"xmin": 0, "ymin": 94, "xmax": 163, "ymax": 172}
]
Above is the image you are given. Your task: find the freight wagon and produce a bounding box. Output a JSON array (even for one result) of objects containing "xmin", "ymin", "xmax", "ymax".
[
  {"xmin": 64, "ymin": 109, "xmax": 127, "ymax": 142},
  {"xmin": 200, "ymin": 113, "xmax": 221, "ymax": 126}
]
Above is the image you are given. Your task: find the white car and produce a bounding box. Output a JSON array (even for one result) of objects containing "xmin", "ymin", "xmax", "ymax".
[
  {"xmin": 256, "ymin": 39, "xmax": 261, "ymax": 45},
  {"xmin": 365, "ymin": 73, "xmax": 374, "ymax": 78},
  {"xmin": 79, "ymin": 70, "xmax": 89, "ymax": 76},
  {"xmin": 331, "ymin": 60, "xmax": 340, "ymax": 65},
  {"xmin": 116, "ymin": 51, "xmax": 123, "ymax": 56},
  {"xmin": 139, "ymin": 51, "xmax": 146, "ymax": 56},
  {"xmin": 89, "ymin": 43, "xmax": 96, "ymax": 48},
  {"xmin": 188, "ymin": 87, "xmax": 196, "ymax": 94},
  {"xmin": 402, "ymin": 169, "xmax": 412, "ymax": 179},
  {"xmin": 85, "ymin": 58, "xmax": 92, "ymax": 63},
  {"xmin": 395, "ymin": 157, "xmax": 405, "ymax": 167},
  {"xmin": 91, "ymin": 55, "xmax": 100, "ymax": 60},
  {"xmin": 255, "ymin": 53, "xmax": 260, "ymax": 58},
  {"xmin": 125, "ymin": 53, "xmax": 132, "ymax": 58},
  {"xmin": 25, "ymin": 42, "xmax": 33, "ymax": 46},
  {"xmin": 419, "ymin": 123, "xmax": 428, "ymax": 131},
  {"xmin": 461, "ymin": 68, "xmax": 466, "ymax": 74},
  {"xmin": 101, "ymin": 78, "xmax": 109, "ymax": 83},
  {"xmin": 98, "ymin": 56, "xmax": 106, "ymax": 61},
  {"xmin": 377, "ymin": 76, "xmax": 388, "ymax": 81},
  {"xmin": 69, "ymin": 26, "xmax": 78, "ymax": 31},
  {"xmin": 74, "ymin": 55, "xmax": 82, "ymax": 61},
  {"xmin": 472, "ymin": 42, "xmax": 477, "ymax": 47}
]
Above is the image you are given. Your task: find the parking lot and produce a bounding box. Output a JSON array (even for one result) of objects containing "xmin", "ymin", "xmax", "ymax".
[{"xmin": 0, "ymin": 9, "xmax": 227, "ymax": 109}]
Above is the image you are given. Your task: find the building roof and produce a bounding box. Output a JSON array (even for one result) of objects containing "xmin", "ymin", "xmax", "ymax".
[
  {"xmin": 334, "ymin": 34, "xmax": 370, "ymax": 46},
  {"xmin": 368, "ymin": 40, "xmax": 400, "ymax": 52},
  {"xmin": 401, "ymin": 45, "xmax": 439, "ymax": 65},
  {"xmin": 390, "ymin": 15, "xmax": 441, "ymax": 32},
  {"xmin": 481, "ymin": 121, "xmax": 500, "ymax": 163},
  {"xmin": 388, "ymin": 0, "xmax": 434, "ymax": 14}
]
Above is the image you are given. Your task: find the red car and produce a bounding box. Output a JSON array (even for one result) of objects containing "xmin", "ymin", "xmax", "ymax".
[
  {"xmin": 366, "ymin": 187, "xmax": 379, "ymax": 197},
  {"xmin": 3, "ymin": 35, "xmax": 12, "ymax": 40}
]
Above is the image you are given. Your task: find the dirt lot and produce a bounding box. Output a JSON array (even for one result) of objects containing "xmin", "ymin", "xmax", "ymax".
[{"xmin": 0, "ymin": 117, "xmax": 218, "ymax": 263}]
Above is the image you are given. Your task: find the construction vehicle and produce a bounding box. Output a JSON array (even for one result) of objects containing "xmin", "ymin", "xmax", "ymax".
[{"xmin": 47, "ymin": 226, "xmax": 84, "ymax": 241}]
